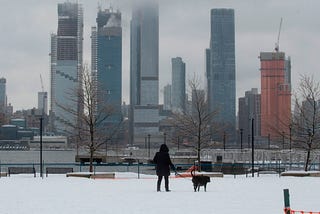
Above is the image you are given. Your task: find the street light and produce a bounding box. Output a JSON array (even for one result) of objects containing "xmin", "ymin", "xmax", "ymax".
[
  {"xmin": 148, "ymin": 134, "xmax": 151, "ymax": 159},
  {"xmin": 39, "ymin": 117, "xmax": 43, "ymax": 178},
  {"xmin": 223, "ymin": 131, "xmax": 226, "ymax": 150},
  {"xmin": 289, "ymin": 125, "xmax": 292, "ymax": 151},
  {"xmin": 289, "ymin": 124, "xmax": 292, "ymax": 170},
  {"xmin": 282, "ymin": 131, "xmax": 285, "ymax": 150},
  {"xmin": 240, "ymin": 128, "xmax": 243, "ymax": 151},
  {"xmin": 251, "ymin": 118, "xmax": 254, "ymax": 177}
]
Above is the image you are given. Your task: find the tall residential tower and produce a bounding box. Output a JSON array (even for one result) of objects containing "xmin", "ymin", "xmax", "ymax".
[
  {"xmin": 129, "ymin": 1, "xmax": 159, "ymax": 144},
  {"xmin": 238, "ymin": 88, "xmax": 261, "ymax": 147},
  {"xmin": 171, "ymin": 57, "xmax": 186, "ymax": 113},
  {"xmin": 94, "ymin": 7, "xmax": 122, "ymax": 124},
  {"xmin": 206, "ymin": 9, "xmax": 236, "ymax": 144}
]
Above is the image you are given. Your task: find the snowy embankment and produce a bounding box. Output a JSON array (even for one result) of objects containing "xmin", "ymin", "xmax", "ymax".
[{"xmin": 1, "ymin": 173, "xmax": 320, "ymax": 214}]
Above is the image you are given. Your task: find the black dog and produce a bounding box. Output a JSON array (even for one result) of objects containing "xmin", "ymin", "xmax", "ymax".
[{"xmin": 191, "ymin": 170, "xmax": 211, "ymax": 192}]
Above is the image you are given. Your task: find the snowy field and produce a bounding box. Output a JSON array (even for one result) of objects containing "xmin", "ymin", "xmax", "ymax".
[{"xmin": 1, "ymin": 172, "xmax": 320, "ymax": 214}]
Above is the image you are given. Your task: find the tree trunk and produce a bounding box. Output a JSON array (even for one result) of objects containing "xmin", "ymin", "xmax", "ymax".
[
  {"xmin": 89, "ymin": 145, "xmax": 94, "ymax": 173},
  {"xmin": 304, "ymin": 144, "xmax": 311, "ymax": 172},
  {"xmin": 197, "ymin": 142, "xmax": 201, "ymax": 172}
]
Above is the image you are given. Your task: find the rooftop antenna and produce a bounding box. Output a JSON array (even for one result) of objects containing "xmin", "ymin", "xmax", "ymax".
[{"xmin": 275, "ymin": 18, "xmax": 283, "ymax": 52}]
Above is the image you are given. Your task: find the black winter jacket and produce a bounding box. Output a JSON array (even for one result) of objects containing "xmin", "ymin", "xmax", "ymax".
[{"xmin": 153, "ymin": 144, "xmax": 174, "ymax": 176}]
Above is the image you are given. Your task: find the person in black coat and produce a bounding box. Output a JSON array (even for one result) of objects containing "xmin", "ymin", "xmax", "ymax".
[{"xmin": 153, "ymin": 144, "xmax": 175, "ymax": 192}]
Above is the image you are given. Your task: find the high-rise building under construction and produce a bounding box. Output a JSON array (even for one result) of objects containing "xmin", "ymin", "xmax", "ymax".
[
  {"xmin": 260, "ymin": 51, "xmax": 291, "ymax": 139},
  {"xmin": 50, "ymin": 2, "xmax": 83, "ymax": 134}
]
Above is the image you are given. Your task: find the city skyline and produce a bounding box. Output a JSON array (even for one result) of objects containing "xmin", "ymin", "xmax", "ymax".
[{"xmin": 0, "ymin": 0, "xmax": 319, "ymax": 111}]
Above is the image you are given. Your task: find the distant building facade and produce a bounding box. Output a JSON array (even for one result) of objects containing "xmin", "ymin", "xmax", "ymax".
[
  {"xmin": 238, "ymin": 88, "xmax": 261, "ymax": 147},
  {"xmin": 50, "ymin": 2, "xmax": 83, "ymax": 135},
  {"xmin": 0, "ymin": 78, "xmax": 6, "ymax": 114},
  {"xmin": 260, "ymin": 52, "xmax": 291, "ymax": 139},
  {"xmin": 129, "ymin": 1, "xmax": 159, "ymax": 144},
  {"xmin": 163, "ymin": 84, "xmax": 172, "ymax": 111},
  {"xmin": 171, "ymin": 57, "xmax": 186, "ymax": 112},
  {"xmin": 94, "ymin": 7, "xmax": 122, "ymax": 124},
  {"xmin": 206, "ymin": 9, "xmax": 236, "ymax": 144},
  {"xmin": 38, "ymin": 92, "xmax": 48, "ymax": 115}
]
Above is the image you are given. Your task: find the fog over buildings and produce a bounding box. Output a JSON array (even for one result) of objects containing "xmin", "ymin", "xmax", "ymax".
[{"xmin": 0, "ymin": 0, "xmax": 319, "ymax": 112}]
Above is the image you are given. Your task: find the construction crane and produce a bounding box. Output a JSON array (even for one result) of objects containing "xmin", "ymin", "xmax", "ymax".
[
  {"xmin": 275, "ymin": 18, "xmax": 283, "ymax": 52},
  {"xmin": 39, "ymin": 74, "xmax": 47, "ymax": 115},
  {"xmin": 40, "ymin": 74, "xmax": 44, "ymax": 92}
]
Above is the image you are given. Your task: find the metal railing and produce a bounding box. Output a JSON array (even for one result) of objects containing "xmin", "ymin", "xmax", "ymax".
[{"xmin": 0, "ymin": 161, "xmax": 319, "ymax": 178}]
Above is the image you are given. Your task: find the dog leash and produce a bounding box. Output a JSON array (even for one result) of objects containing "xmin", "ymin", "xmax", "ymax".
[{"xmin": 175, "ymin": 171, "xmax": 192, "ymax": 180}]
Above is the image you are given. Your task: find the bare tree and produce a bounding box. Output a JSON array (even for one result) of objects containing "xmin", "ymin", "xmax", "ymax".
[
  {"xmin": 171, "ymin": 77, "xmax": 219, "ymax": 171},
  {"xmin": 57, "ymin": 65, "xmax": 122, "ymax": 172},
  {"xmin": 291, "ymin": 75, "xmax": 320, "ymax": 171}
]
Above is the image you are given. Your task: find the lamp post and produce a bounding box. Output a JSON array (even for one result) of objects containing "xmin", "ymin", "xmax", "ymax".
[
  {"xmin": 148, "ymin": 134, "xmax": 151, "ymax": 159},
  {"xmin": 251, "ymin": 118, "xmax": 254, "ymax": 177},
  {"xmin": 240, "ymin": 129, "xmax": 243, "ymax": 151},
  {"xmin": 268, "ymin": 133, "xmax": 271, "ymax": 149},
  {"xmin": 39, "ymin": 117, "xmax": 43, "ymax": 178},
  {"xmin": 289, "ymin": 125, "xmax": 292, "ymax": 151},
  {"xmin": 282, "ymin": 131, "xmax": 285, "ymax": 150},
  {"xmin": 289, "ymin": 125, "xmax": 292, "ymax": 169},
  {"xmin": 164, "ymin": 132, "xmax": 167, "ymax": 144},
  {"xmin": 144, "ymin": 136, "xmax": 147, "ymax": 150},
  {"xmin": 177, "ymin": 136, "xmax": 180, "ymax": 151},
  {"xmin": 223, "ymin": 131, "xmax": 226, "ymax": 150}
]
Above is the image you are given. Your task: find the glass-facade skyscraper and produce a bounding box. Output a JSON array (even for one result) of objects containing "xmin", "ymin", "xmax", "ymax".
[
  {"xmin": 93, "ymin": 8, "xmax": 122, "ymax": 124},
  {"xmin": 129, "ymin": 1, "xmax": 159, "ymax": 144},
  {"xmin": 50, "ymin": 2, "xmax": 83, "ymax": 135},
  {"xmin": 171, "ymin": 57, "xmax": 186, "ymax": 113},
  {"xmin": 206, "ymin": 9, "xmax": 236, "ymax": 144}
]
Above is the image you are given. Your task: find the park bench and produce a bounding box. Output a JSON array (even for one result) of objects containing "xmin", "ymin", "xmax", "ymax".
[
  {"xmin": 8, "ymin": 166, "xmax": 36, "ymax": 177},
  {"xmin": 257, "ymin": 167, "xmax": 285, "ymax": 177},
  {"xmin": 46, "ymin": 167, "xmax": 74, "ymax": 177}
]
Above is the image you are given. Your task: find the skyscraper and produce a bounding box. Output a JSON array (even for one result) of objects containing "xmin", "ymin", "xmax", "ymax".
[
  {"xmin": 238, "ymin": 88, "xmax": 261, "ymax": 147},
  {"xmin": 50, "ymin": 2, "xmax": 83, "ymax": 134},
  {"xmin": 129, "ymin": 1, "xmax": 159, "ymax": 144},
  {"xmin": 94, "ymin": 7, "xmax": 122, "ymax": 124},
  {"xmin": 38, "ymin": 92, "xmax": 48, "ymax": 115},
  {"xmin": 163, "ymin": 84, "xmax": 172, "ymax": 111},
  {"xmin": 171, "ymin": 57, "xmax": 186, "ymax": 113},
  {"xmin": 260, "ymin": 51, "xmax": 291, "ymax": 139},
  {"xmin": 0, "ymin": 78, "xmax": 6, "ymax": 114},
  {"xmin": 206, "ymin": 9, "xmax": 236, "ymax": 144}
]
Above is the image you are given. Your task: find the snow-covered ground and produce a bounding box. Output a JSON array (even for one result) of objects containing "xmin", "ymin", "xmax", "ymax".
[{"xmin": 1, "ymin": 172, "xmax": 320, "ymax": 214}]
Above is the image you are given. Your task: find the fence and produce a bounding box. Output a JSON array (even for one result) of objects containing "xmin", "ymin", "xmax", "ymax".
[{"xmin": 0, "ymin": 161, "xmax": 319, "ymax": 178}]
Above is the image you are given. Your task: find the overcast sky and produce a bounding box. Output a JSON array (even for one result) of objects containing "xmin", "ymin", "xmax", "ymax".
[{"xmin": 1, "ymin": 0, "xmax": 319, "ymax": 111}]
